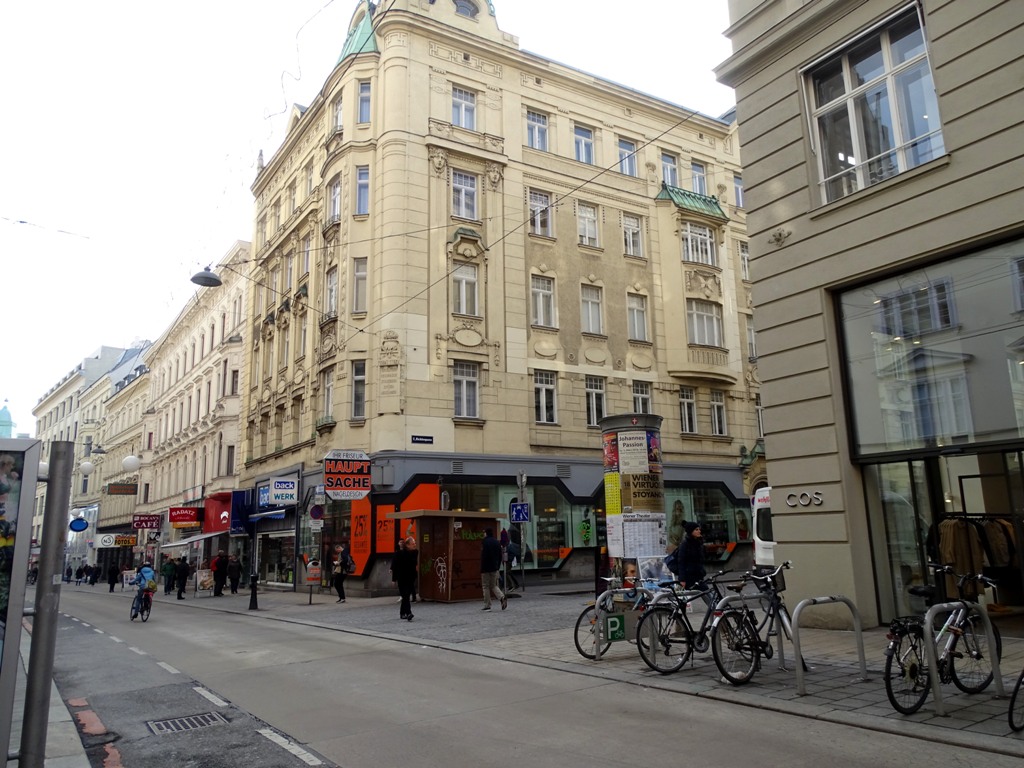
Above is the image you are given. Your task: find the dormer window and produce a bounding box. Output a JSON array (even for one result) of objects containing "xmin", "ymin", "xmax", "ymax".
[{"xmin": 454, "ymin": 0, "xmax": 478, "ymax": 18}]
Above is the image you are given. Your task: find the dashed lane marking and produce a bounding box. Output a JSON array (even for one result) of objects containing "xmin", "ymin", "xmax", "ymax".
[
  {"xmin": 109, "ymin": 636, "xmax": 124, "ymax": 643},
  {"xmin": 94, "ymin": 629, "xmax": 104, "ymax": 634},
  {"xmin": 194, "ymin": 687, "xmax": 229, "ymax": 707},
  {"xmin": 157, "ymin": 662, "xmax": 180, "ymax": 674},
  {"xmin": 129, "ymin": 647, "xmax": 146, "ymax": 655},
  {"xmin": 257, "ymin": 728, "xmax": 323, "ymax": 766}
]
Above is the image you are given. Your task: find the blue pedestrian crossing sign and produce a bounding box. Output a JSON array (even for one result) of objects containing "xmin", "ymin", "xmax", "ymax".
[{"xmin": 510, "ymin": 502, "xmax": 530, "ymax": 523}]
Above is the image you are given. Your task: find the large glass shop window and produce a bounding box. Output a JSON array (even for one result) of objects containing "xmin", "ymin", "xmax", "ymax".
[{"xmin": 839, "ymin": 238, "xmax": 1024, "ymax": 457}]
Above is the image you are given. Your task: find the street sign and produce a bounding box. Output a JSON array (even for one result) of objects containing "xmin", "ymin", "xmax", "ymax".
[
  {"xmin": 604, "ymin": 614, "xmax": 626, "ymax": 642},
  {"xmin": 270, "ymin": 476, "xmax": 298, "ymax": 505},
  {"xmin": 69, "ymin": 518, "xmax": 88, "ymax": 533},
  {"xmin": 323, "ymin": 450, "xmax": 371, "ymax": 500},
  {"xmin": 510, "ymin": 502, "xmax": 530, "ymax": 523},
  {"xmin": 132, "ymin": 514, "xmax": 162, "ymax": 530},
  {"xmin": 309, "ymin": 505, "xmax": 324, "ymax": 520},
  {"xmin": 309, "ymin": 519, "xmax": 324, "ymax": 532}
]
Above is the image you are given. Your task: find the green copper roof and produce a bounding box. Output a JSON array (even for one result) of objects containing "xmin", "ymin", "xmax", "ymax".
[
  {"xmin": 656, "ymin": 183, "xmax": 729, "ymax": 222},
  {"xmin": 338, "ymin": 3, "xmax": 379, "ymax": 64}
]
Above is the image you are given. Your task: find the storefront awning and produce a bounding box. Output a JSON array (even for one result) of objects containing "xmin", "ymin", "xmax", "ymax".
[{"xmin": 161, "ymin": 531, "xmax": 225, "ymax": 548}]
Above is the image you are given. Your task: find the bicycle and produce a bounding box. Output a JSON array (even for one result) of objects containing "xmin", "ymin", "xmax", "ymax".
[
  {"xmin": 710, "ymin": 561, "xmax": 795, "ymax": 685},
  {"xmin": 573, "ymin": 576, "xmax": 665, "ymax": 660},
  {"xmin": 1009, "ymin": 666, "xmax": 1024, "ymax": 731},
  {"xmin": 130, "ymin": 588, "xmax": 154, "ymax": 622},
  {"xmin": 635, "ymin": 569, "xmax": 734, "ymax": 674},
  {"xmin": 884, "ymin": 563, "xmax": 1001, "ymax": 715}
]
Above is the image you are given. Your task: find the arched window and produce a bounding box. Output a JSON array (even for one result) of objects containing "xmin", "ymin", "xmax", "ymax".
[{"xmin": 454, "ymin": 0, "xmax": 478, "ymax": 18}]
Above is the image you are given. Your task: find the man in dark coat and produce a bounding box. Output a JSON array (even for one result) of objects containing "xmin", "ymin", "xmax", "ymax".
[
  {"xmin": 212, "ymin": 549, "xmax": 229, "ymax": 596},
  {"xmin": 390, "ymin": 537, "xmax": 418, "ymax": 621},
  {"xmin": 674, "ymin": 521, "xmax": 707, "ymax": 589},
  {"xmin": 175, "ymin": 556, "xmax": 191, "ymax": 600},
  {"xmin": 480, "ymin": 528, "xmax": 506, "ymax": 611}
]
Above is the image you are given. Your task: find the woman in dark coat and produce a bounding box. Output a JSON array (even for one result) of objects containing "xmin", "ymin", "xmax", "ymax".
[
  {"xmin": 390, "ymin": 537, "xmax": 418, "ymax": 621},
  {"xmin": 674, "ymin": 521, "xmax": 707, "ymax": 589},
  {"xmin": 107, "ymin": 563, "xmax": 120, "ymax": 593}
]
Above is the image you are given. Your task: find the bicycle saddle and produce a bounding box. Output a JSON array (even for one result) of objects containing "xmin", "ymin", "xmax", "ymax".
[{"xmin": 908, "ymin": 584, "xmax": 935, "ymax": 599}]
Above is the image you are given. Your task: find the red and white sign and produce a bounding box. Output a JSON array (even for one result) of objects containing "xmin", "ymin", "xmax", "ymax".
[
  {"xmin": 169, "ymin": 506, "xmax": 202, "ymax": 529},
  {"xmin": 323, "ymin": 450, "xmax": 371, "ymax": 500},
  {"xmin": 132, "ymin": 514, "xmax": 162, "ymax": 530}
]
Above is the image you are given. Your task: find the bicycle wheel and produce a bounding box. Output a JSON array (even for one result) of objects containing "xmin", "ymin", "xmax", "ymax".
[
  {"xmin": 950, "ymin": 611, "xmax": 1002, "ymax": 694},
  {"xmin": 140, "ymin": 596, "xmax": 152, "ymax": 623},
  {"xmin": 129, "ymin": 595, "xmax": 139, "ymax": 621},
  {"xmin": 884, "ymin": 630, "xmax": 930, "ymax": 715},
  {"xmin": 636, "ymin": 606, "xmax": 689, "ymax": 674},
  {"xmin": 1009, "ymin": 671, "xmax": 1024, "ymax": 732},
  {"xmin": 711, "ymin": 610, "xmax": 759, "ymax": 685},
  {"xmin": 573, "ymin": 605, "xmax": 610, "ymax": 660}
]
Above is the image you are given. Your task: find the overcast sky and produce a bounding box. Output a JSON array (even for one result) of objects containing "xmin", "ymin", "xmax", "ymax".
[{"xmin": 1, "ymin": 0, "xmax": 734, "ymax": 435}]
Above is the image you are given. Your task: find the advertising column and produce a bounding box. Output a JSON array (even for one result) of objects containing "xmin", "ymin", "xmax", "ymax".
[{"xmin": 600, "ymin": 414, "xmax": 666, "ymax": 583}]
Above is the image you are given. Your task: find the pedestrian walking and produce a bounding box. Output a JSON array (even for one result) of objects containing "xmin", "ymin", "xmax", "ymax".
[
  {"xmin": 212, "ymin": 550, "xmax": 228, "ymax": 596},
  {"xmin": 333, "ymin": 542, "xmax": 353, "ymax": 603},
  {"xmin": 75, "ymin": 566, "xmax": 84, "ymax": 585},
  {"xmin": 175, "ymin": 556, "xmax": 191, "ymax": 599},
  {"xmin": 390, "ymin": 536, "xmax": 418, "ymax": 621},
  {"xmin": 227, "ymin": 554, "xmax": 242, "ymax": 594},
  {"xmin": 480, "ymin": 527, "xmax": 506, "ymax": 611},
  {"xmin": 672, "ymin": 521, "xmax": 707, "ymax": 589},
  {"xmin": 107, "ymin": 564, "xmax": 119, "ymax": 593},
  {"xmin": 88, "ymin": 565, "xmax": 99, "ymax": 586},
  {"xmin": 64, "ymin": 565, "xmax": 72, "ymax": 583},
  {"xmin": 161, "ymin": 555, "xmax": 176, "ymax": 595},
  {"xmin": 502, "ymin": 539, "xmax": 522, "ymax": 591}
]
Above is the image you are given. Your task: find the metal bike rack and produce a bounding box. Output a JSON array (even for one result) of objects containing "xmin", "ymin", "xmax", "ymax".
[
  {"xmin": 921, "ymin": 601, "xmax": 1005, "ymax": 716},
  {"xmin": 592, "ymin": 585, "xmax": 659, "ymax": 663},
  {"xmin": 713, "ymin": 592, "xmax": 792, "ymax": 671},
  {"xmin": 791, "ymin": 595, "xmax": 867, "ymax": 696}
]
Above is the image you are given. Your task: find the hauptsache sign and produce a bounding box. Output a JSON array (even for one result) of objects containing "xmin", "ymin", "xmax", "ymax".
[{"xmin": 0, "ymin": 438, "xmax": 42, "ymax": 755}]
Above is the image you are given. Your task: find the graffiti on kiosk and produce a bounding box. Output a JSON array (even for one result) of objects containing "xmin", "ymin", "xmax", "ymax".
[
  {"xmin": 785, "ymin": 491, "xmax": 824, "ymax": 507},
  {"xmin": 434, "ymin": 555, "xmax": 448, "ymax": 594}
]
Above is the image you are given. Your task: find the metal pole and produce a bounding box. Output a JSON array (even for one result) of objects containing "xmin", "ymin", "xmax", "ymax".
[
  {"xmin": 249, "ymin": 518, "xmax": 259, "ymax": 610},
  {"xmin": 20, "ymin": 441, "xmax": 73, "ymax": 767},
  {"xmin": 518, "ymin": 470, "xmax": 527, "ymax": 593}
]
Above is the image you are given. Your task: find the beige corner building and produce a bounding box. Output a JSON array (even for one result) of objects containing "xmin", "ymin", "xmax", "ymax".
[
  {"xmin": 717, "ymin": 1, "xmax": 1024, "ymax": 625},
  {"xmin": 242, "ymin": 0, "xmax": 761, "ymax": 590}
]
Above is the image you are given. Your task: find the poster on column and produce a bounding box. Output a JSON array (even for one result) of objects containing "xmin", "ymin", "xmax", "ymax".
[
  {"xmin": 621, "ymin": 511, "xmax": 664, "ymax": 559},
  {"xmin": 617, "ymin": 430, "xmax": 649, "ymax": 474}
]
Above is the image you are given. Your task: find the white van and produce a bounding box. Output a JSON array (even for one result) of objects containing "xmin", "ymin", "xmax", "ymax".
[{"xmin": 751, "ymin": 487, "xmax": 775, "ymax": 567}]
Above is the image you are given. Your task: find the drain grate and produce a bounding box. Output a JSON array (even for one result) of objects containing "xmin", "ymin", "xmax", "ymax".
[{"xmin": 147, "ymin": 712, "xmax": 228, "ymax": 735}]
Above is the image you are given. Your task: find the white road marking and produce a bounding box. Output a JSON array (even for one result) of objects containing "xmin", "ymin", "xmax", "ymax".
[
  {"xmin": 109, "ymin": 636, "xmax": 124, "ymax": 643},
  {"xmin": 257, "ymin": 729, "xmax": 323, "ymax": 766},
  {"xmin": 81, "ymin": 623, "xmax": 90, "ymax": 627},
  {"xmin": 157, "ymin": 662, "xmax": 180, "ymax": 674},
  {"xmin": 194, "ymin": 687, "xmax": 229, "ymax": 707},
  {"xmin": 93, "ymin": 629, "xmax": 104, "ymax": 634},
  {"xmin": 129, "ymin": 647, "xmax": 147, "ymax": 655}
]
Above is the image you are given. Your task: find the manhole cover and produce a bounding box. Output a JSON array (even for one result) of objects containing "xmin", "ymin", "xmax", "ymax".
[{"xmin": 147, "ymin": 712, "xmax": 229, "ymax": 735}]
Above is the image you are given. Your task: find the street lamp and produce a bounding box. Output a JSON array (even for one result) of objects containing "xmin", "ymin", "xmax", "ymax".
[
  {"xmin": 191, "ymin": 266, "xmax": 223, "ymax": 287},
  {"xmin": 122, "ymin": 454, "xmax": 142, "ymax": 473}
]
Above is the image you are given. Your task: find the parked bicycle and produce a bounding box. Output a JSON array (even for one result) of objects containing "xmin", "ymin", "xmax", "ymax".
[
  {"xmin": 130, "ymin": 587, "xmax": 154, "ymax": 622},
  {"xmin": 1009, "ymin": 664, "xmax": 1024, "ymax": 731},
  {"xmin": 884, "ymin": 563, "xmax": 1001, "ymax": 715},
  {"xmin": 635, "ymin": 569, "xmax": 734, "ymax": 674},
  {"xmin": 710, "ymin": 561, "xmax": 796, "ymax": 685},
  {"xmin": 573, "ymin": 576, "xmax": 666, "ymax": 660}
]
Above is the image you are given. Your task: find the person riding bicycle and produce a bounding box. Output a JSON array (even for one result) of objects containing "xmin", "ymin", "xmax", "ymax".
[
  {"xmin": 131, "ymin": 561, "xmax": 157, "ymax": 600},
  {"xmin": 672, "ymin": 521, "xmax": 706, "ymax": 589}
]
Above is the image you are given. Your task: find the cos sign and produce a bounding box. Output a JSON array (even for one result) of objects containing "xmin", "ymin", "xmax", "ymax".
[
  {"xmin": 323, "ymin": 450, "xmax": 371, "ymax": 500},
  {"xmin": 786, "ymin": 491, "xmax": 824, "ymax": 507}
]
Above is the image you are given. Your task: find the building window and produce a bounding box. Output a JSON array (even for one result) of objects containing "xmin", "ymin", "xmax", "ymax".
[
  {"xmin": 326, "ymin": 268, "xmax": 338, "ymax": 314},
  {"xmin": 453, "ymin": 361, "xmax": 479, "ymax": 418},
  {"xmin": 526, "ymin": 110, "xmax": 548, "ymax": 151},
  {"xmin": 581, "ymin": 284, "xmax": 603, "ymax": 335},
  {"xmin": 454, "ymin": 0, "xmax": 478, "ymax": 18},
  {"xmin": 756, "ymin": 393, "xmax": 764, "ymax": 438},
  {"xmin": 452, "ymin": 262, "xmax": 479, "ymax": 316},
  {"xmin": 618, "ymin": 138, "xmax": 637, "ymax": 176},
  {"xmin": 679, "ymin": 387, "xmax": 697, "ymax": 434},
  {"xmin": 710, "ymin": 390, "xmax": 728, "ymax": 436},
  {"xmin": 692, "ymin": 161, "xmax": 707, "ymax": 195},
  {"xmin": 299, "ymin": 316, "xmax": 308, "ymax": 355},
  {"xmin": 288, "ymin": 183, "xmax": 297, "ymax": 214},
  {"xmin": 302, "ymin": 237, "xmax": 311, "ymax": 274},
  {"xmin": 739, "ymin": 241, "xmax": 750, "ymax": 281},
  {"xmin": 747, "ymin": 320, "xmax": 758, "ymax": 360},
  {"xmin": 352, "ymin": 258, "xmax": 367, "ymax": 313},
  {"xmin": 354, "ymin": 166, "xmax": 370, "ymax": 215},
  {"xmin": 352, "ymin": 360, "xmax": 366, "ymax": 419},
  {"xmin": 662, "ymin": 152, "xmax": 678, "ymax": 186},
  {"xmin": 574, "ymin": 125, "xmax": 594, "ymax": 164},
  {"xmin": 682, "ymin": 222, "xmax": 716, "ymax": 265},
  {"xmin": 577, "ymin": 203, "xmax": 599, "ymax": 247},
  {"xmin": 357, "ymin": 81, "xmax": 371, "ymax": 123},
  {"xmin": 529, "ymin": 190, "xmax": 552, "ymax": 236},
  {"xmin": 321, "ymin": 367, "xmax": 334, "ymax": 417},
  {"xmin": 534, "ymin": 370, "xmax": 557, "ymax": 423},
  {"xmin": 258, "ymin": 216, "xmax": 267, "ymax": 247},
  {"xmin": 1014, "ymin": 257, "xmax": 1024, "ymax": 311},
  {"xmin": 809, "ymin": 10, "xmax": 943, "ymax": 203},
  {"xmin": 633, "ymin": 381, "xmax": 652, "ymax": 414},
  {"xmin": 687, "ymin": 299, "xmax": 724, "ymax": 347},
  {"xmin": 333, "ymin": 97, "xmax": 344, "ymax": 131},
  {"xmin": 329, "ymin": 178, "xmax": 341, "ymax": 220},
  {"xmin": 585, "ymin": 375, "xmax": 606, "ymax": 427},
  {"xmin": 734, "ymin": 174, "xmax": 744, "ymax": 208},
  {"xmin": 285, "ymin": 254, "xmax": 294, "ymax": 291},
  {"xmin": 452, "ymin": 86, "xmax": 476, "ymax": 130},
  {"xmin": 452, "ymin": 170, "xmax": 477, "ymax": 219},
  {"xmin": 879, "ymin": 279, "xmax": 954, "ymax": 338},
  {"xmin": 273, "ymin": 200, "xmax": 282, "ymax": 230},
  {"xmin": 627, "ymin": 293, "xmax": 647, "ymax": 341},
  {"xmin": 306, "ymin": 162, "xmax": 315, "ymax": 196},
  {"xmin": 531, "ymin": 275, "xmax": 556, "ymax": 327},
  {"xmin": 623, "ymin": 214, "xmax": 643, "ymax": 257}
]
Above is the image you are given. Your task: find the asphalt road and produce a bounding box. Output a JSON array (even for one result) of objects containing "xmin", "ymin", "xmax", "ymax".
[{"xmin": 50, "ymin": 588, "xmax": 1024, "ymax": 768}]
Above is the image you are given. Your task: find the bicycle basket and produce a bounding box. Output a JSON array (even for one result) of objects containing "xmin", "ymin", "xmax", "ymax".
[{"xmin": 752, "ymin": 564, "xmax": 785, "ymax": 593}]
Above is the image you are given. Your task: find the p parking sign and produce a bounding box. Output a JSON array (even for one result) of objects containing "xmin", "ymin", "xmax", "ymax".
[{"xmin": 604, "ymin": 614, "xmax": 626, "ymax": 642}]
